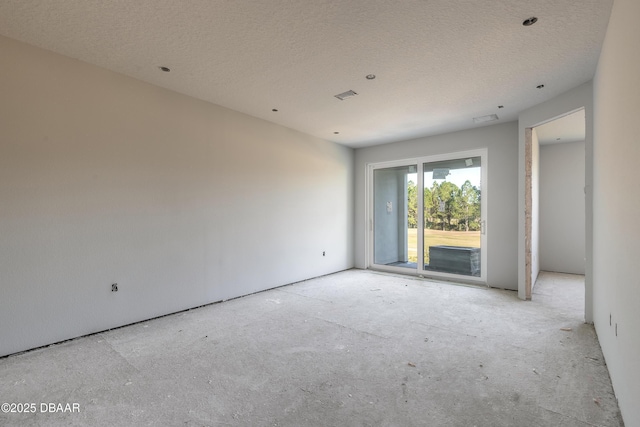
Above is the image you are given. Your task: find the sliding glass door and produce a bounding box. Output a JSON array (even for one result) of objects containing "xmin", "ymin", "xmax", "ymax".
[{"xmin": 368, "ymin": 150, "xmax": 486, "ymax": 282}]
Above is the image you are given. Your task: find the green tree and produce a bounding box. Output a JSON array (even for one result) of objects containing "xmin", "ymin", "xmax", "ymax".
[
  {"xmin": 423, "ymin": 186, "xmax": 433, "ymax": 228},
  {"xmin": 427, "ymin": 181, "xmax": 442, "ymax": 229},
  {"xmin": 438, "ymin": 181, "xmax": 460, "ymax": 230},
  {"xmin": 459, "ymin": 180, "xmax": 479, "ymax": 231},
  {"xmin": 411, "ymin": 178, "xmax": 480, "ymax": 232},
  {"xmin": 407, "ymin": 180, "xmax": 417, "ymax": 228}
]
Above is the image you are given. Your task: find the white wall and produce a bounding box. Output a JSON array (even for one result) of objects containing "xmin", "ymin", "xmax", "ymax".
[
  {"xmin": 517, "ymin": 82, "xmax": 593, "ymax": 314},
  {"xmin": 539, "ymin": 141, "xmax": 586, "ymax": 274},
  {"xmin": 531, "ymin": 128, "xmax": 540, "ymax": 289},
  {"xmin": 355, "ymin": 122, "xmax": 519, "ymax": 290},
  {"xmin": 0, "ymin": 36, "xmax": 354, "ymax": 357},
  {"xmin": 592, "ymin": 0, "xmax": 640, "ymax": 424}
]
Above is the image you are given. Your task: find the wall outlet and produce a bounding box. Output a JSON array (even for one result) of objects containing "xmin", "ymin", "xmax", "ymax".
[
  {"xmin": 322, "ymin": 251, "xmax": 325, "ymax": 256},
  {"xmin": 111, "ymin": 283, "xmax": 118, "ymax": 292}
]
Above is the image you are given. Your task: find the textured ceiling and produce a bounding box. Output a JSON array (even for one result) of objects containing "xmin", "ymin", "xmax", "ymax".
[
  {"xmin": 0, "ymin": 0, "xmax": 612, "ymax": 148},
  {"xmin": 536, "ymin": 110, "xmax": 586, "ymax": 145}
]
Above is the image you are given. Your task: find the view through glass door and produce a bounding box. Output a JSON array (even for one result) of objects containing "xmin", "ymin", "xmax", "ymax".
[
  {"xmin": 423, "ymin": 157, "xmax": 482, "ymax": 277},
  {"xmin": 370, "ymin": 150, "xmax": 486, "ymax": 282}
]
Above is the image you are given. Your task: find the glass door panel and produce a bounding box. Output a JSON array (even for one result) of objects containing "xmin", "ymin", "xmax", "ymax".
[
  {"xmin": 423, "ymin": 157, "xmax": 482, "ymax": 276},
  {"xmin": 373, "ymin": 165, "xmax": 417, "ymax": 269}
]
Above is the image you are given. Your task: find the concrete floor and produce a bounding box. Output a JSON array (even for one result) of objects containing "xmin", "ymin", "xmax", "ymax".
[{"xmin": 0, "ymin": 270, "xmax": 623, "ymax": 426}]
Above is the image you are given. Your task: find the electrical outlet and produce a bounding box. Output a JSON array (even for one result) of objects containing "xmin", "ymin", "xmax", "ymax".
[
  {"xmin": 111, "ymin": 283, "xmax": 118, "ymax": 292},
  {"xmin": 322, "ymin": 251, "xmax": 325, "ymax": 256}
]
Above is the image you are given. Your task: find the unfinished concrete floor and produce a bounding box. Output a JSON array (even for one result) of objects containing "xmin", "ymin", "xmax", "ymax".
[{"xmin": 0, "ymin": 270, "xmax": 623, "ymax": 426}]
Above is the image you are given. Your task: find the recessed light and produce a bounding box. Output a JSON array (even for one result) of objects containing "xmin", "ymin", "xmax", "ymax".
[
  {"xmin": 523, "ymin": 17, "xmax": 538, "ymax": 26},
  {"xmin": 366, "ymin": 74, "xmax": 376, "ymax": 80},
  {"xmin": 537, "ymin": 84, "xmax": 545, "ymax": 89},
  {"xmin": 159, "ymin": 66, "xmax": 171, "ymax": 72},
  {"xmin": 272, "ymin": 108, "xmax": 278, "ymax": 112}
]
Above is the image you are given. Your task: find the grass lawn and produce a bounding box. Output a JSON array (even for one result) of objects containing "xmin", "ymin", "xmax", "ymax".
[{"xmin": 407, "ymin": 228, "xmax": 480, "ymax": 263}]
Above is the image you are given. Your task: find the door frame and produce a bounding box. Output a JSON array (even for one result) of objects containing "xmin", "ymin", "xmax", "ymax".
[
  {"xmin": 516, "ymin": 81, "xmax": 593, "ymax": 324},
  {"xmin": 365, "ymin": 148, "xmax": 488, "ymax": 284}
]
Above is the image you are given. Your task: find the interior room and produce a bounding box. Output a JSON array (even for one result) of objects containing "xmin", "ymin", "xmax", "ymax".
[
  {"xmin": 1, "ymin": 0, "xmax": 638, "ymax": 425},
  {"xmin": 536, "ymin": 110, "xmax": 586, "ymax": 277}
]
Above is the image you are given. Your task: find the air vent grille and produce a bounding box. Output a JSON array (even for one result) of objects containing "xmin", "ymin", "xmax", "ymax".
[
  {"xmin": 334, "ymin": 90, "xmax": 358, "ymax": 101},
  {"xmin": 473, "ymin": 114, "xmax": 499, "ymax": 124}
]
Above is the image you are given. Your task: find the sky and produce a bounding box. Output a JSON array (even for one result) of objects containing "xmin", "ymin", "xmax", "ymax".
[{"xmin": 408, "ymin": 166, "xmax": 481, "ymax": 188}]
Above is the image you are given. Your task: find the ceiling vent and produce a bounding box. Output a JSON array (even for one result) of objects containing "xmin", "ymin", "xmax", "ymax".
[
  {"xmin": 334, "ymin": 90, "xmax": 358, "ymax": 101},
  {"xmin": 473, "ymin": 114, "xmax": 499, "ymax": 124}
]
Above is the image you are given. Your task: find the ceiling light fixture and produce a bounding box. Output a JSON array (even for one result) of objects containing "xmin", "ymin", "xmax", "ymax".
[
  {"xmin": 366, "ymin": 74, "xmax": 376, "ymax": 80},
  {"xmin": 473, "ymin": 114, "xmax": 499, "ymax": 124},
  {"xmin": 334, "ymin": 90, "xmax": 358, "ymax": 101},
  {"xmin": 523, "ymin": 17, "xmax": 538, "ymax": 26},
  {"xmin": 159, "ymin": 66, "xmax": 171, "ymax": 72},
  {"xmin": 537, "ymin": 84, "xmax": 545, "ymax": 89}
]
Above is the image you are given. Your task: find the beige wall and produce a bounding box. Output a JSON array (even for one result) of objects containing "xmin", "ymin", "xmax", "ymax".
[
  {"xmin": 0, "ymin": 36, "xmax": 354, "ymax": 357},
  {"xmin": 593, "ymin": 0, "xmax": 640, "ymax": 424}
]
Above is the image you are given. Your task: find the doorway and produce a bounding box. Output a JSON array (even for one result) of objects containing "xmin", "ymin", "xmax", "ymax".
[
  {"xmin": 516, "ymin": 83, "xmax": 593, "ymax": 321},
  {"xmin": 367, "ymin": 149, "xmax": 487, "ymax": 283},
  {"xmin": 524, "ymin": 109, "xmax": 586, "ymax": 300}
]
